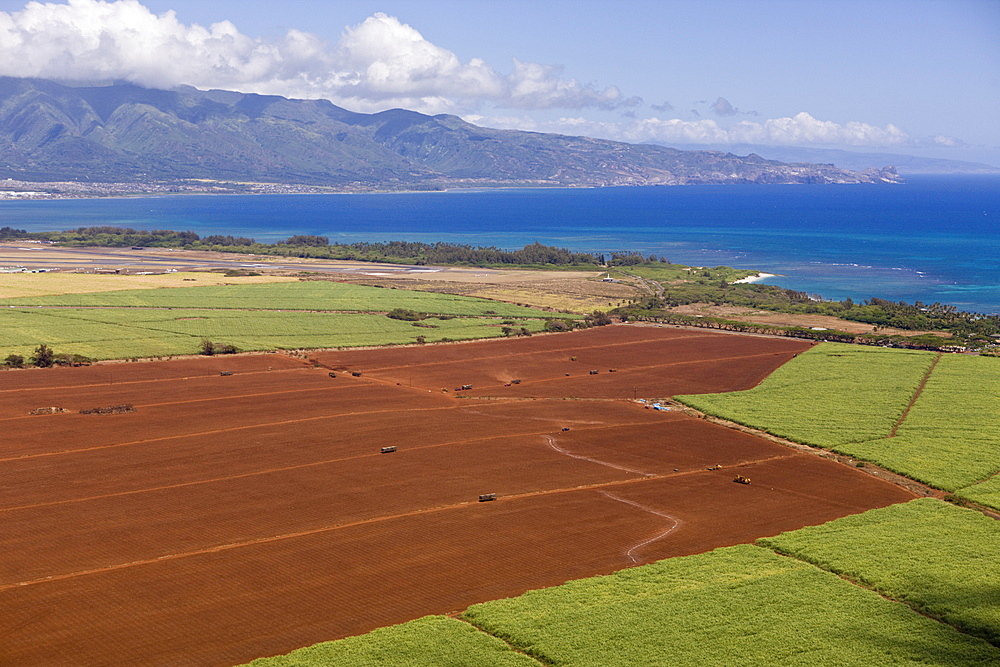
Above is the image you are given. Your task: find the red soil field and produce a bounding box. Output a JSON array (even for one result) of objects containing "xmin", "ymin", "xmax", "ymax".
[
  {"xmin": 312, "ymin": 324, "xmax": 815, "ymax": 397},
  {"xmin": 0, "ymin": 326, "xmax": 912, "ymax": 666},
  {"xmin": 0, "ymin": 353, "xmax": 306, "ymax": 392}
]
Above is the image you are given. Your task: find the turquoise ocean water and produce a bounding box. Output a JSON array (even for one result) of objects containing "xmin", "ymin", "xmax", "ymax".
[{"xmin": 1, "ymin": 175, "xmax": 997, "ymax": 313}]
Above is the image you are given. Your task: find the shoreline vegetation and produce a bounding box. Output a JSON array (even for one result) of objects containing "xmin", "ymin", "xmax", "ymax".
[{"xmin": 2, "ymin": 225, "xmax": 999, "ymax": 354}]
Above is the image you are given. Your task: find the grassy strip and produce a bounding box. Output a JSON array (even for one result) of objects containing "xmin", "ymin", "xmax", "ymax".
[
  {"xmin": 244, "ymin": 615, "xmax": 540, "ymax": 666},
  {"xmin": 0, "ymin": 309, "xmax": 548, "ymax": 360},
  {"xmin": 0, "ymin": 281, "xmax": 568, "ymax": 318},
  {"xmin": 461, "ymin": 543, "xmax": 999, "ymax": 666},
  {"xmin": 837, "ymin": 355, "xmax": 1000, "ymax": 494},
  {"xmin": 618, "ymin": 264, "xmax": 758, "ymax": 283},
  {"xmin": 759, "ymin": 499, "xmax": 1000, "ymax": 646},
  {"xmin": 675, "ymin": 343, "xmax": 936, "ymax": 448}
]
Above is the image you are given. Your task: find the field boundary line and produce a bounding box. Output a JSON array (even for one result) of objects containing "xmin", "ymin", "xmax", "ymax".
[
  {"xmin": 0, "ymin": 457, "xmax": 806, "ymax": 591},
  {"xmin": 452, "ymin": 616, "xmax": 553, "ymax": 666},
  {"xmin": 673, "ymin": 402, "xmax": 942, "ymax": 500},
  {"xmin": 759, "ymin": 545, "xmax": 1000, "ymax": 649},
  {"xmin": 345, "ymin": 332, "xmax": 716, "ymax": 373},
  {"xmin": 0, "ymin": 404, "xmax": 458, "ymax": 463},
  {"xmin": 960, "ymin": 469, "xmax": 1000, "ymax": 490},
  {"xmin": 0, "ymin": 382, "xmax": 381, "ymax": 422},
  {"xmin": 132, "ymin": 383, "xmax": 360, "ymax": 410},
  {"xmin": 888, "ymin": 352, "xmax": 941, "ymax": 438},
  {"xmin": 0, "ymin": 422, "xmax": 658, "ymax": 513},
  {"xmin": 0, "ymin": 474, "xmax": 679, "ymax": 592},
  {"xmin": 0, "ymin": 403, "xmax": 652, "ymax": 463},
  {"xmin": 0, "ymin": 364, "xmax": 313, "ymax": 396},
  {"xmin": 456, "ymin": 350, "xmax": 799, "ymax": 395}
]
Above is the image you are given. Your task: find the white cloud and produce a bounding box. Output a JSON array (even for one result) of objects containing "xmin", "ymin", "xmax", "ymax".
[
  {"xmin": 928, "ymin": 134, "xmax": 965, "ymax": 148},
  {"xmin": 0, "ymin": 1, "xmax": 634, "ymax": 114},
  {"xmin": 0, "ymin": 0, "xmax": 318, "ymax": 91},
  {"xmin": 469, "ymin": 111, "xmax": 913, "ymax": 148},
  {"xmin": 333, "ymin": 13, "xmax": 505, "ymax": 104},
  {"xmin": 504, "ymin": 59, "xmax": 640, "ymax": 110},
  {"xmin": 727, "ymin": 113, "xmax": 909, "ymax": 146}
]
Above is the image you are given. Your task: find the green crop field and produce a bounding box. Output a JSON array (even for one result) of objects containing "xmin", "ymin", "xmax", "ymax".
[
  {"xmin": 0, "ymin": 308, "xmax": 548, "ymax": 360},
  {"xmin": 246, "ymin": 616, "xmax": 539, "ymax": 667},
  {"xmin": 760, "ymin": 499, "xmax": 1000, "ymax": 645},
  {"xmin": 460, "ymin": 543, "xmax": 998, "ymax": 666},
  {"xmin": 0, "ymin": 281, "xmax": 562, "ymax": 318},
  {"xmin": 675, "ymin": 344, "xmax": 1000, "ymax": 504},
  {"xmin": 675, "ymin": 343, "xmax": 936, "ymax": 448},
  {"xmin": 837, "ymin": 355, "xmax": 1000, "ymax": 497},
  {"xmin": 0, "ymin": 281, "xmax": 570, "ymax": 360}
]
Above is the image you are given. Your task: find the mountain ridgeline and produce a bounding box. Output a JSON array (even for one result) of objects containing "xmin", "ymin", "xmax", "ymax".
[{"xmin": 0, "ymin": 77, "xmax": 899, "ymax": 189}]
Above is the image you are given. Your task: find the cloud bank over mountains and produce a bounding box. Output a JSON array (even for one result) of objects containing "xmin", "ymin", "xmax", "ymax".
[
  {"xmin": 489, "ymin": 112, "xmax": 912, "ymax": 148},
  {"xmin": 0, "ymin": 0, "xmax": 944, "ymax": 150},
  {"xmin": 0, "ymin": 1, "xmax": 630, "ymax": 114}
]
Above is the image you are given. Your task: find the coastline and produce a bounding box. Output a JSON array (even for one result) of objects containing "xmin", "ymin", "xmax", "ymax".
[
  {"xmin": 0, "ymin": 178, "xmax": 996, "ymax": 314},
  {"xmin": 733, "ymin": 272, "xmax": 779, "ymax": 284}
]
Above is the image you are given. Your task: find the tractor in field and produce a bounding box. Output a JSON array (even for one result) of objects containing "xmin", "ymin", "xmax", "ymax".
[{"xmin": 733, "ymin": 475, "xmax": 752, "ymax": 485}]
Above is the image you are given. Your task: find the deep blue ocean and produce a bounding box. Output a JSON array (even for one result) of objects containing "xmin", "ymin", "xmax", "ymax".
[{"xmin": 1, "ymin": 175, "xmax": 997, "ymax": 313}]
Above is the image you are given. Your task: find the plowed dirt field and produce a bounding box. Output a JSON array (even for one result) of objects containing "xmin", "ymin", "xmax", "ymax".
[{"xmin": 0, "ymin": 326, "xmax": 914, "ymax": 666}]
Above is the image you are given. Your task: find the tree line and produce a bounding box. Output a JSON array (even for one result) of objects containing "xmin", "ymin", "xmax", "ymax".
[
  {"xmin": 15, "ymin": 227, "xmax": 669, "ymax": 267},
  {"xmin": 4, "ymin": 344, "xmax": 91, "ymax": 368}
]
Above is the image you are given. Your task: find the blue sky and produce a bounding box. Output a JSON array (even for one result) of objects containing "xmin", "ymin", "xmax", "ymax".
[{"xmin": 1, "ymin": 0, "xmax": 997, "ymax": 164}]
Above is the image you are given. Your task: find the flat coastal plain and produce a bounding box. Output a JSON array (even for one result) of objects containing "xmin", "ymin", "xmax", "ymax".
[{"xmin": 0, "ymin": 326, "xmax": 915, "ymax": 666}]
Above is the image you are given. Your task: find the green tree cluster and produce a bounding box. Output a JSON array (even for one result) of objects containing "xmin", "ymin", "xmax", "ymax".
[{"xmin": 26, "ymin": 228, "xmax": 681, "ymax": 269}]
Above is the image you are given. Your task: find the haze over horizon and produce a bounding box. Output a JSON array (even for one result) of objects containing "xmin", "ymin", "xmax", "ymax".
[{"xmin": 0, "ymin": 0, "xmax": 997, "ymax": 167}]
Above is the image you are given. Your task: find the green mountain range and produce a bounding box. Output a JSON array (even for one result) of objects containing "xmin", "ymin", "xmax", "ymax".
[{"xmin": 0, "ymin": 77, "xmax": 900, "ymax": 188}]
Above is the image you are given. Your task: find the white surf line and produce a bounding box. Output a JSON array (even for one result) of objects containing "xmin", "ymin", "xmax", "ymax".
[
  {"xmin": 542, "ymin": 435, "xmax": 656, "ymax": 478},
  {"xmin": 599, "ymin": 490, "xmax": 682, "ymax": 563}
]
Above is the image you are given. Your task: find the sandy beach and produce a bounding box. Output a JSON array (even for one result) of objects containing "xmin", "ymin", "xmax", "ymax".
[{"xmin": 733, "ymin": 272, "xmax": 778, "ymax": 284}]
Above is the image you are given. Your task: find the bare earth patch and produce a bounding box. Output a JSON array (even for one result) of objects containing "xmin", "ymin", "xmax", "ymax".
[
  {"xmin": 332, "ymin": 273, "xmax": 640, "ymax": 312},
  {"xmin": 0, "ymin": 268, "xmax": 296, "ymax": 300}
]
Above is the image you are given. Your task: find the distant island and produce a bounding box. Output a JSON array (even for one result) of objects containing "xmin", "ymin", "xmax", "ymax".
[{"xmin": 0, "ymin": 77, "xmax": 900, "ymax": 197}]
